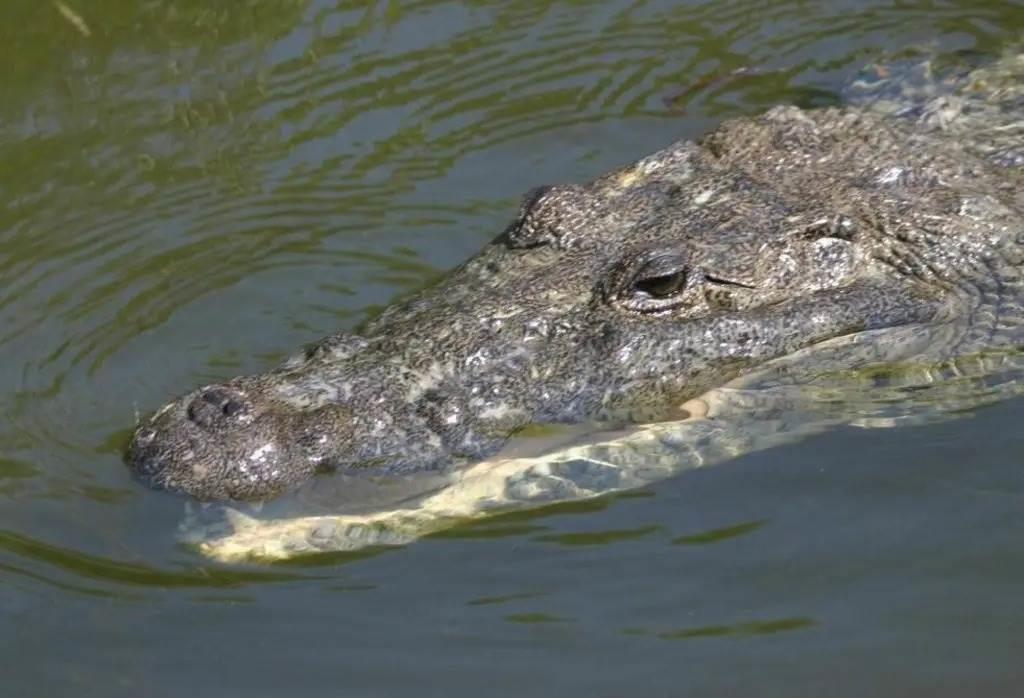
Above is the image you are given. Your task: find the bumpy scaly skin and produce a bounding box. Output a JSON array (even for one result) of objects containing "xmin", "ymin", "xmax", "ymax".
[{"xmin": 129, "ymin": 56, "xmax": 1024, "ymax": 503}]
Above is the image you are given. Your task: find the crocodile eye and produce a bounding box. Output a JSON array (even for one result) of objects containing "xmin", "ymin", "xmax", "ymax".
[
  {"xmin": 605, "ymin": 250, "xmax": 693, "ymax": 313},
  {"xmin": 634, "ymin": 269, "xmax": 687, "ymax": 298}
]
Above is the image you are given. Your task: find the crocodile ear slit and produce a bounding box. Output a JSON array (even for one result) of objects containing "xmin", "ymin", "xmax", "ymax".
[{"xmin": 704, "ymin": 274, "xmax": 756, "ymax": 289}]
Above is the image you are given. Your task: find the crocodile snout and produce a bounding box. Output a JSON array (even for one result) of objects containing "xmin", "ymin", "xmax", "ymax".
[{"xmin": 127, "ymin": 380, "xmax": 354, "ymax": 502}]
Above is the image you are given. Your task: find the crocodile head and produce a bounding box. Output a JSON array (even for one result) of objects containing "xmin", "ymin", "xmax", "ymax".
[{"xmin": 129, "ymin": 105, "xmax": 985, "ymax": 502}]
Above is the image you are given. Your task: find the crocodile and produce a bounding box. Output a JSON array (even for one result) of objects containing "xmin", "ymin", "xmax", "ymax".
[{"xmin": 128, "ymin": 50, "xmax": 1024, "ymax": 561}]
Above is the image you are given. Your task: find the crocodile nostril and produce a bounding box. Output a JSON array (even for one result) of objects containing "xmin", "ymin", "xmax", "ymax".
[
  {"xmin": 188, "ymin": 388, "xmax": 249, "ymax": 427},
  {"xmin": 133, "ymin": 427, "xmax": 156, "ymax": 447}
]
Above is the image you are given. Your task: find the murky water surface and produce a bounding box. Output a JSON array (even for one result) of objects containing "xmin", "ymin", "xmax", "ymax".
[{"xmin": 3, "ymin": 1, "xmax": 1024, "ymax": 695}]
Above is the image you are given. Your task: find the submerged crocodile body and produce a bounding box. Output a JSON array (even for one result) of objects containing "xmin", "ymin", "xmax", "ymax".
[{"xmin": 129, "ymin": 51, "xmax": 1024, "ymax": 560}]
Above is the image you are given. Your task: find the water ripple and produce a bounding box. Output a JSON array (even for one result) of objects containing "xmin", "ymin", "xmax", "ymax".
[{"xmin": 0, "ymin": 0, "xmax": 1017, "ymax": 590}]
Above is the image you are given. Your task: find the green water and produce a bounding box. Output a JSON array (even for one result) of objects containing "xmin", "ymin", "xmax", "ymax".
[{"xmin": 3, "ymin": 1, "xmax": 1024, "ymax": 695}]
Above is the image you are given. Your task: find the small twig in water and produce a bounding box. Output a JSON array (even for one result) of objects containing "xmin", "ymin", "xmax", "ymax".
[{"xmin": 53, "ymin": 1, "xmax": 92, "ymax": 38}]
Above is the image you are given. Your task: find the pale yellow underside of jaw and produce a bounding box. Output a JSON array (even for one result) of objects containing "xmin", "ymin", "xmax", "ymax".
[{"xmin": 181, "ymin": 394, "xmax": 716, "ymax": 563}]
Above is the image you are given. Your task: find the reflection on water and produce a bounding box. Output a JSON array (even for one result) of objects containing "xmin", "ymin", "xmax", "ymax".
[
  {"xmin": 3, "ymin": 0, "xmax": 1024, "ymax": 695},
  {"xmin": 672, "ymin": 519, "xmax": 767, "ymax": 545},
  {"xmin": 532, "ymin": 525, "xmax": 665, "ymax": 547},
  {"xmin": 0, "ymin": 528, "xmax": 311, "ymax": 591},
  {"xmin": 627, "ymin": 616, "xmax": 816, "ymax": 640}
]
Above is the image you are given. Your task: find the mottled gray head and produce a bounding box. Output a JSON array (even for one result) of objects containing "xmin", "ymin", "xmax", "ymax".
[{"xmin": 129, "ymin": 105, "xmax": 981, "ymax": 502}]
